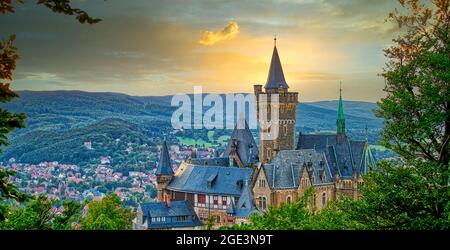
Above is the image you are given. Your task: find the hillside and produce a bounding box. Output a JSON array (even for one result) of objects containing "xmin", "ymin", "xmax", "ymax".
[{"xmin": 0, "ymin": 90, "xmax": 384, "ymax": 164}]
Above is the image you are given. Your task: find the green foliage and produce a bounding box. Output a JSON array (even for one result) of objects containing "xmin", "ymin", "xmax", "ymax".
[
  {"xmin": 52, "ymin": 199, "xmax": 83, "ymax": 230},
  {"xmin": 2, "ymin": 117, "xmax": 160, "ymax": 165},
  {"xmin": 338, "ymin": 160, "xmax": 449, "ymax": 230},
  {"xmin": 375, "ymin": 0, "xmax": 450, "ymax": 166},
  {"xmin": 0, "ymin": 0, "xmax": 100, "ymax": 225},
  {"xmin": 0, "ymin": 0, "xmax": 101, "ymax": 24},
  {"xmin": 235, "ymin": 0, "xmax": 450, "ymax": 231},
  {"xmin": 223, "ymin": 189, "xmax": 362, "ymax": 230},
  {"xmin": 0, "ymin": 34, "xmax": 28, "ymax": 221},
  {"xmin": 1, "ymin": 195, "xmax": 55, "ymax": 230},
  {"xmin": 204, "ymin": 215, "xmax": 216, "ymax": 230},
  {"xmin": 80, "ymin": 194, "xmax": 134, "ymax": 230}
]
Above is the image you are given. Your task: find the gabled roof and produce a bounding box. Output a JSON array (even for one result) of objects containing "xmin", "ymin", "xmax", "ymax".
[
  {"xmin": 263, "ymin": 149, "xmax": 333, "ymax": 189},
  {"xmin": 167, "ymin": 164, "xmax": 254, "ymax": 196},
  {"xmin": 265, "ymin": 45, "xmax": 289, "ymax": 89},
  {"xmin": 235, "ymin": 181, "xmax": 260, "ymax": 217},
  {"xmin": 155, "ymin": 141, "xmax": 174, "ymax": 175},
  {"xmin": 222, "ymin": 118, "xmax": 259, "ymax": 166},
  {"xmin": 141, "ymin": 200, "xmax": 195, "ymax": 217},
  {"xmin": 139, "ymin": 200, "xmax": 202, "ymax": 229},
  {"xmin": 191, "ymin": 157, "xmax": 229, "ymax": 167},
  {"xmin": 297, "ymin": 133, "xmax": 376, "ymax": 177}
]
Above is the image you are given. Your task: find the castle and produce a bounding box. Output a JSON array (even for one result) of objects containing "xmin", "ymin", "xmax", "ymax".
[{"xmin": 132, "ymin": 40, "xmax": 377, "ymax": 230}]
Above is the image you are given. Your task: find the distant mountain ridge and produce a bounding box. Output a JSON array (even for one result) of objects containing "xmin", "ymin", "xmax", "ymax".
[{"xmin": 0, "ymin": 90, "xmax": 383, "ymax": 164}]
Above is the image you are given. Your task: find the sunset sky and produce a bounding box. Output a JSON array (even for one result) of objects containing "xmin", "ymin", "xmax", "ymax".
[{"xmin": 1, "ymin": 0, "xmax": 403, "ymax": 102}]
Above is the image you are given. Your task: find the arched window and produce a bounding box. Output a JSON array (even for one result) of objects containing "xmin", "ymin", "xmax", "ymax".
[
  {"xmin": 322, "ymin": 192, "xmax": 327, "ymax": 207},
  {"xmin": 286, "ymin": 195, "xmax": 292, "ymax": 203}
]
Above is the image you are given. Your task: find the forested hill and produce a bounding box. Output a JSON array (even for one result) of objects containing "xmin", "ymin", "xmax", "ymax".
[{"xmin": 0, "ymin": 90, "xmax": 383, "ymax": 165}]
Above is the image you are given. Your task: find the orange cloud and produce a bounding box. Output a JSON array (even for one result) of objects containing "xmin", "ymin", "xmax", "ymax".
[{"xmin": 199, "ymin": 21, "xmax": 240, "ymax": 46}]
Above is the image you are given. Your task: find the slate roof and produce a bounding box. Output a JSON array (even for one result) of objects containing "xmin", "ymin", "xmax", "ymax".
[
  {"xmin": 222, "ymin": 119, "xmax": 259, "ymax": 166},
  {"xmin": 191, "ymin": 157, "xmax": 229, "ymax": 167},
  {"xmin": 155, "ymin": 141, "xmax": 174, "ymax": 175},
  {"xmin": 297, "ymin": 133, "xmax": 376, "ymax": 177},
  {"xmin": 234, "ymin": 181, "xmax": 260, "ymax": 217},
  {"xmin": 141, "ymin": 200, "xmax": 194, "ymax": 217},
  {"xmin": 265, "ymin": 45, "xmax": 289, "ymax": 89},
  {"xmin": 263, "ymin": 149, "xmax": 333, "ymax": 189},
  {"xmin": 167, "ymin": 164, "xmax": 254, "ymax": 196},
  {"xmin": 139, "ymin": 200, "xmax": 202, "ymax": 229}
]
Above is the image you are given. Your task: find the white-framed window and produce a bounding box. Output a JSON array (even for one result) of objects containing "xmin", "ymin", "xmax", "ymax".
[
  {"xmin": 258, "ymin": 196, "xmax": 267, "ymax": 210},
  {"xmin": 322, "ymin": 192, "xmax": 327, "ymax": 207}
]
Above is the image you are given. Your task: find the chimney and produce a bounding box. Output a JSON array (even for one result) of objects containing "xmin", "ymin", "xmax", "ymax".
[{"xmin": 254, "ymin": 84, "xmax": 262, "ymax": 95}]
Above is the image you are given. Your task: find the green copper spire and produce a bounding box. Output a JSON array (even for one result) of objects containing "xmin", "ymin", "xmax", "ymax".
[{"xmin": 337, "ymin": 82, "xmax": 345, "ymax": 134}]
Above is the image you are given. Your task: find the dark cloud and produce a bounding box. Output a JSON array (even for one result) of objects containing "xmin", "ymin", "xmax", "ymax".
[{"xmin": 0, "ymin": 0, "xmax": 400, "ymax": 100}]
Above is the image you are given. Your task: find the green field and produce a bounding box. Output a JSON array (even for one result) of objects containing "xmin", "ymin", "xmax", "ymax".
[
  {"xmin": 176, "ymin": 131, "xmax": 230, "ymax": 148},
  {"xmin": 176, "ymin": 137, "xmax": 215, "ymax": 147}
]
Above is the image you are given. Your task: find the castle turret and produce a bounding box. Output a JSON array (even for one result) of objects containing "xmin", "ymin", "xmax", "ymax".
[
  {"xmin": 255, "ymin": 38, "xmax": 298, "ymax": 163},
  {"xmin": 155, "ymin": 140, "xmax": 174, "ymax": 201},
  {"xmin": 336, "ymin": 83, "xmax": 346, "ymax": 135}
]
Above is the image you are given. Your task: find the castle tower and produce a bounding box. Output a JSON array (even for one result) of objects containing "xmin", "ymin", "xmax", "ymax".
[
  {"xmin": 254, "ymin": 38, "xmax": 298, "ymax": 163},
  {"xmin": 336, "ymin": 83, "xmax": 346, "ymax": 142},
  {"xmin": 155, "ymin": 140, "xmax": 174, "ymax": 202}
]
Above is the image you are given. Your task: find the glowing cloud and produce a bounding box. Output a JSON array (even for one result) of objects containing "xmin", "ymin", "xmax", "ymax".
[{"xmin": 199, "ymin": 21, "xmax": 240, "ymax": 46}]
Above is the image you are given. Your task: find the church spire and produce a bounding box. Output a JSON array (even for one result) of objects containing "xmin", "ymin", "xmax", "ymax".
[
  {"xmin": 337, "ymin": 82, "xmax": 346, "ymax": 135},
  {"xmin": 155, "ymin": 140, "xmax": 174, "ymax": 176},
  {"xmin": 264, "ymin": 38, "xmax": 289, "ymax": 90}
]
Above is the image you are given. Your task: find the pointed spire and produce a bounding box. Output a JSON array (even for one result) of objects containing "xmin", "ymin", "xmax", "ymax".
[
  {"xmin": 336, "ymin": 81, "xmax": 346, "ymax": 135},
  {"xmin": 265, "ymin": 38, "xmax": 289, "ymax": 89},
  {"xmin": 236, "ymin": 179, "xmax": 257, "ymax": 212},
  {"xmin": 223, "ymin": 117, "xmax": 259, "ymax": 166},
  {"xmin": 155, "ymin": 140, "xmax": 174, "ymax": 176}
]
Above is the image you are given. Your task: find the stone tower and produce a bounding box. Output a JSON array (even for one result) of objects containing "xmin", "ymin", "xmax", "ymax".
[
  {"xmin": 155, "ymin": 140, "xmax": 174, "ymax": 201},
  {"xmin": 254, "ymin": 39, "xmax": 298, "ymax": 163}
]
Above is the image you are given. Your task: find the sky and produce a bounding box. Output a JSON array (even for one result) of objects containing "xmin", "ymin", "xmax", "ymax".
[{"xmin": 0, "ymin": 0, "xmax": 403, "ymax": 102}]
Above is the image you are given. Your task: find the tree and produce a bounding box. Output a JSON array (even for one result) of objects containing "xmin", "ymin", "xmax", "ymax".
[
  {"xmin": 1, "ymin": 195, "xmax": 56, "ymax": 230},
  {"xmin": 0, "ymin": 167, "xmax": 28, "ymax": 220},
  {"xmin": 339, "ymin": 160, "xmax": 449, "ymax": 229},
  {"xmin": 204, "ymin": 215, "xmax": 216, "ymax": 230},
  {"xmin": 376, "ymin": 0, "xmax": 449, "ymax": 166},
  {"xmin": 52, "ymin": 199, "xmax": 83, "ymax": 230},
  {"xmin": 223, "ymin": 189, "xmax": 361, "ymax": 230},
  {"xmin": 0, "ymin": 0, "xmax": 100, "ymax": 220},
  {"xmin": 368, "ymin": 0, "xmax": 450, "ymax": 229},
  {"xmin": 342, "ymin": 0, "xmax": 450, "ymax": 230},
  {"xmin": 0, "ymin": 0, "xmax": 101, "ymax": 24},
  {"xmin": 80, "ymin": 194, "xmax": 135, "ymax": 230}
]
